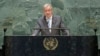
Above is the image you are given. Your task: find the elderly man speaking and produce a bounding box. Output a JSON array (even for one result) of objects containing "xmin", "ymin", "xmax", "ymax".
[{"xmin": 32, "ymin": 3, "xmax": 69, "ymax": 36}]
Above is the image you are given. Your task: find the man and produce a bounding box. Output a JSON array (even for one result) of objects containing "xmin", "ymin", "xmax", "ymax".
[{"xmin": 32, "ymin": 3, "xmax": 69, "ymax": 36}]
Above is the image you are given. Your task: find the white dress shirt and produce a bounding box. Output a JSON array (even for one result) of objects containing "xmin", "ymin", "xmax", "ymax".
[{"xmin": 46, "ymin": 16, "xmax": 52, "ymax": 32}]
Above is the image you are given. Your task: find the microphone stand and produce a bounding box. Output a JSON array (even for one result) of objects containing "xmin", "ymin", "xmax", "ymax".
[
  {"xmin": 93, "ymin": 28, "xmax": 98, "ymax": 56},
  {"xmin": 2, "ymin": 28, "xmax": 7, "ymax": 56}
]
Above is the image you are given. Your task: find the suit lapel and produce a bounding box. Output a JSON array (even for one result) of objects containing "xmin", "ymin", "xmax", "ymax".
[
  {"xmin": 52, "ymin": 16, "xmax": 55, "ymax": 28},
  {"xmin": 51, "ymin": 16, "xmax": 56, "ymax": 35},
  {"xmin": 42, "ymin": 16, "xmax": 48, "ymax": 28},
  {"xmin": 42, "ymin": 16, "xmax": 50, "ymax": 32}
]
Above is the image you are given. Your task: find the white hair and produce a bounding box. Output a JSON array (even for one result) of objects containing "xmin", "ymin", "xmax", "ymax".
[{"xmin": 43, "ymin": 3, "xmax": 52, "ymax": 9}]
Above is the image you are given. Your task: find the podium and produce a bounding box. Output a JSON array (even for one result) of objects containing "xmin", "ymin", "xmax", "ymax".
[{"xmin": 4, "ymin": 36, "xmax": 98, "ymax": 56}]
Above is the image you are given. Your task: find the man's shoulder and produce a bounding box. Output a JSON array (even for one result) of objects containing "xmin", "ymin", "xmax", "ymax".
[
  {"xmin": 37, "ymin": 16, "xmax": 44, "ymax": 22},
  {"xmin": 53, "ymin": 15, "xmax": 62, "ymax": 21},
  {"xmin": 37, "ymin": 15, "xmax": 61, "ymax": 21},
  {"xmin": 53, "ymin": 15, "xmax": 61, "ymax": 18}
]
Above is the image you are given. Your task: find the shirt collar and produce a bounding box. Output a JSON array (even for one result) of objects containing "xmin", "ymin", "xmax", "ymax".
[{"xmin": 46, "ymin": 16, "xmax": 52, "ymax": 21}]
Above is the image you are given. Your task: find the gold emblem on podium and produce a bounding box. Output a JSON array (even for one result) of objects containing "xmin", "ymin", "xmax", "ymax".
[{"xmin": 43, "ymin": 37, "xmax": 58, "ymax": 50}]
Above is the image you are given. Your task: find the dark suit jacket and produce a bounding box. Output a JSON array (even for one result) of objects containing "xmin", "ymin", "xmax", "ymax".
[{"xmin": 32, "ymin": 15, "xmax": 69, "ymax": 36}]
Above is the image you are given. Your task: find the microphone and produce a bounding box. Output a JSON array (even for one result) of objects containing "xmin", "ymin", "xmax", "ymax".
[
  {"xmin": 94, "ymin": 28, "xmax": 97, "ymax": 36},
  {"xmin": 4, "ymin": 28, "xmax": 7, "ymax": 36}
]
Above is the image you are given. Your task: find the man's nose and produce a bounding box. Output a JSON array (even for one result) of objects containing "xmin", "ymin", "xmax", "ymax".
[{"xmin": 47, "ymin": 11, "xmax": 50, "ymax": 14}]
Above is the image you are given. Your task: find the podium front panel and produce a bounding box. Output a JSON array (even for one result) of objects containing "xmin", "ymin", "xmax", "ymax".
[{"xmin": 5, "ymin": 36, "xmax": 98, "ymax": 56}]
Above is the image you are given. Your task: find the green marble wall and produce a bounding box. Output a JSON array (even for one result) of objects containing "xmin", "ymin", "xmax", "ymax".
[{"xmin": 0, "ymin": 0, "xmax": 100, "ymax": 49}]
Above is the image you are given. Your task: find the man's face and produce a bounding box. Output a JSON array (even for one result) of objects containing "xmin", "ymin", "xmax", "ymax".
[{"xmin": 43, "ymin": 6, "xmax": 52, "ymax": 18}]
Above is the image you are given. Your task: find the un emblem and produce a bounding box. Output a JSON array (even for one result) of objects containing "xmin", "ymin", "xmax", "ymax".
[{"xmin": 43, "ymin": 37, "xmax": 58, "ymax": 50}]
